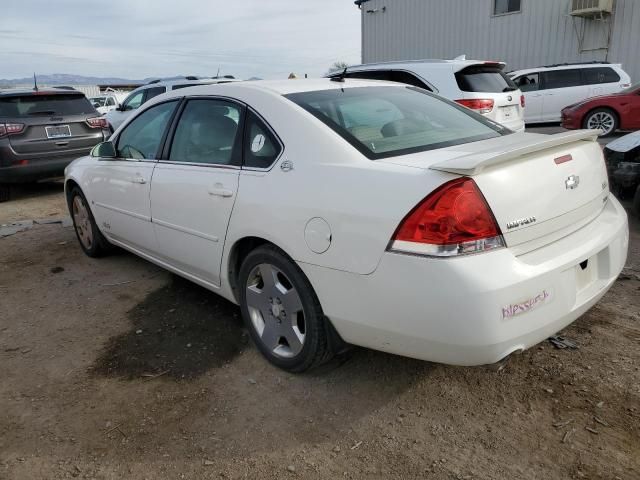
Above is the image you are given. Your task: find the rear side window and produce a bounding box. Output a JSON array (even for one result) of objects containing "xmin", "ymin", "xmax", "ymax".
[
  {"xmin": 455, "ymin": 66, "xmax": 517, "ymax": 93},
  {"xmin": 542, "ymin": 69, "xmax": 582, "ymax": 89},
  {"xmin": 243, "ymin": 111, "xmax": 282, "ymax": 169},
  {"xmin": 0, "ymin": 94, "xmax": 95, "ymax": 117},
  {"xmin": 169, "ymin": 99, "xmax": 242, "ymax": 166},
  {"xmin": 286, "ymin": 86, "xmax": 506, "ymax": 160},
  {"xmin": 117, "ymin": 101, "xmax": 177, "ymax": 159},
  {"xmin": 144, "ymin": 86, "xmax": 166, "ymax": 102},
  {"xmin": 582, "ymin": 67, "xmax": 621, "ymax": 85}
]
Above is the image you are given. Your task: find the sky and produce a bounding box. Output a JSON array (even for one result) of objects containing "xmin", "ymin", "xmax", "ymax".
[{"xmin": 1, "ymin": 0, "xmax": 361, "ymax": 80}]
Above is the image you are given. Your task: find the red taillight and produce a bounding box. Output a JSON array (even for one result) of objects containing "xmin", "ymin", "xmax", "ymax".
[
  {"xmin": 455, "ymin": 99, "xmax": 495, "ymax": 114},
  {"xmin": 87, "ymin": 117, "xmax": 108, "ymax": 129},
  {"xmin": 0, "ymin": 123, "xmax": 25, "ymax": 137},
  {"xmin": 389, "ymin": 177, "xmax": 504, "ymax": 257},
  {"xmin": 520, "ymin": 95, "xmax": 525, "ymax": 108}
]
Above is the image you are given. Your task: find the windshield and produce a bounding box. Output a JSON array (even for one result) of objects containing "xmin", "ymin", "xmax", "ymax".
[
  {"xmin": 0, "ymin": 94, "xmax": 96, "ymax": 117},
  {"xmin": 621, "ymin": 83, "xmax": 640, "ymax": 94},
  {"xmin": 285, "ymin": 86, "xmax": 508, "ymax": 160}
]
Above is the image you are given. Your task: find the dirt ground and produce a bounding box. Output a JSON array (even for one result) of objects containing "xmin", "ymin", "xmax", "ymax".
[{"xmin": 1, "ymin": 180, "xmax": 639, "ymax": 480}]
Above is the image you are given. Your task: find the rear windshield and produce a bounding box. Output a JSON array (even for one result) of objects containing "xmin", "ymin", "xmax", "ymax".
[
  {"xmin": 0, "ymin": 94, "xmax": 96, "ymax": 117},
  {"xmin": 285, "ymin": 86, "xmax": 508, "ymax": 160},
  {"xmin": 455, "ymin": 66, "xmax": 517, "ymax": 93}
]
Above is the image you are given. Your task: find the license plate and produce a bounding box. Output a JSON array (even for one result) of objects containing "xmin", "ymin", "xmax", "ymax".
[
  {"xmin": 501, "ymin": 106, "xmax": 516, "ymax": 119},
  {"xmin": 45, "ymin": 125, "xmax": 71, "ymax": 139}
]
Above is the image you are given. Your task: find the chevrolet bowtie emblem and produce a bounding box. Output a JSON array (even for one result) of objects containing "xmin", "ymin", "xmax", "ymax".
[{"xmin": 565, "ymin": 175, "xmax": 580, "ymax": 190}]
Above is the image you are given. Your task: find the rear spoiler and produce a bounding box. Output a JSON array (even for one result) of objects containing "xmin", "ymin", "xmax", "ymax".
[{"xmin": 430, "ymin": 130, "xmax": 601, "ymax": 175}]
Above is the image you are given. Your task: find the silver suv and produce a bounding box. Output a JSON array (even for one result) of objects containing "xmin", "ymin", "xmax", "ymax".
[{"xmin": 106, "ymin": 76, "xmax": 240, "ymax": 131}]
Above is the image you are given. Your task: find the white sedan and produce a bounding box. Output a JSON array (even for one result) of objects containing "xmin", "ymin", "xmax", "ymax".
[{"xmin": 64, "ymin": 79, "xmax": 628, "ymax": 372}]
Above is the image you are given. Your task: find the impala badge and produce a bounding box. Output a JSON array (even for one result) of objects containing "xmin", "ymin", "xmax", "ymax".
[
  {"xmin": 565, "ymin": 175, "xmax": 580, "ymax": 190},
  {"xmin": 506, "ymin": 216, "xmax": 536, "ymax": 230}
]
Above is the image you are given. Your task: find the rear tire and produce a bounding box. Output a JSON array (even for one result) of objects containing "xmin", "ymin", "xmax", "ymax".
[
  {"xmin": 582, "ymin": 108, "xmax": 618, "ymax": 137},
  {"xmin": 238, "ymin": 245, "xmax": 334, "ymax": 372},
  {"xmin": 0, "ymin": 184, "xmax": 10, "ymax": 203},
  {"xmin": 68, "ymin": 187, "xmax": 112, "ymax": 257}
]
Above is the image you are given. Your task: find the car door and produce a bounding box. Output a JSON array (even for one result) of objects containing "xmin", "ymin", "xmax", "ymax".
[
  {"xmin": 540, "ymin": 69, "xmax": 585, "ymax": 122},
  {"xmin": 513, "ymin": 73, "xmax": 542, "ymax": 122},
  {"xmin": 150, "ymin": 98, "xmax": 244, "ymax": 286},
  {"xmin": 89, "ymin": 100, "xmax": 178, "ymax": 254}
]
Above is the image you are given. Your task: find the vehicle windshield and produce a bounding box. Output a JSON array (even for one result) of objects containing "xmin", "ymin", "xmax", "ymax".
[
  {"xmin": 285, "ymin": 86, "xmax": 508, "ymax": 159},
  {"xmin": 621, "ymin": 82, "xmax": 640, "ymax": 94},
  {"xmin": 0, "ymin": 94, "xmax": 96, "ymax": 117}
]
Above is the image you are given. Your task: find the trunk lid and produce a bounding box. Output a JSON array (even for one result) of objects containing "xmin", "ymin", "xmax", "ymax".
[{"xmin": 381, "ymin": 130, "xmax": 609, "ymax": 254}]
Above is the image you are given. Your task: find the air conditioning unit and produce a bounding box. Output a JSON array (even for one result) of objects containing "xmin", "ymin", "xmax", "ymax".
[{"xmin": 570, "ymin": 0, "xmax": 614, "ymax": 17}]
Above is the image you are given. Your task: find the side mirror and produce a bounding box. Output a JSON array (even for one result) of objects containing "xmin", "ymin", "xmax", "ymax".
[{"xmin": 91, "ymin": 141, "xmax": 117, "ymax": 158}]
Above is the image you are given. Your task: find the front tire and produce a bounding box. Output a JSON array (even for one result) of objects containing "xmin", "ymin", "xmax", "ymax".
[
  {"xmin": 0, "ymin": 184, "xmax": 10, "ymax": 203},
  {"xmin": 238, "ymin": 245, "xmax": 333, "ymax": 372},
  {"xmin": 583, "ymin": 108, "xmax": 618, "ymax": 137},
  {"xmin": 68, "ymin": 187, "xmax": 112, "ymax": 257}
]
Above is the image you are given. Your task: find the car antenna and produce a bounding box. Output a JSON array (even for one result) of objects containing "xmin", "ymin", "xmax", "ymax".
[
  {"xmin": 33, "ymin": 72, "xmax": 38, "ymax": 92},
  {"xmin": 216, "ymin": 67, "xmax": 220, "ymax": 79},
  {"xmin": 330, "ymin": 67, "xmax": 347, "ymax": 83}
]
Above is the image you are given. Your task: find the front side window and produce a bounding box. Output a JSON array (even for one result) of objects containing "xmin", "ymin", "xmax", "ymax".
[
  {"xmin": 243, "ymin": 111, "xmax": 282, "ymax": 169},
  {"xmin": 542, "ymin": 69, "xmax": 582, "ymax": 89},
  {"xmin": 286, "ymin": 86, "xmax": 507, "ymax": 160},
  {"xmin": 582, "ymin": 67, "xmax": 621, "ymax": 85},
  {"xmin": 116, "ymin": 101, "xmax": 177, "ymax": 159},
  {"xmin": 514, "ymin": 73, "xmax": 539, "ymax": 92},
  {"xmin": 144, "ymin": 86, "xmax": 166, "ymax": 102},
  {"xmin": 494, "ymin": 0, "xmax": 521, "ymax": 15},
  {"xmin": 122, "ymin": 91, "xmax": 144, "ymax": 111},
  {"xmin": 169, "ymin": 99, "xmax": 242, "ymax": 165}
]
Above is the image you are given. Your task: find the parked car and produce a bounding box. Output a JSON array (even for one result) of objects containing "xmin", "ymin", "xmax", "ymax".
[
  {"xmin": 560, "ymin": 83, "xmax": 640, "ymax": 137},
  {"xmin": 0, "ymin": 87, "xmax": 109, "ymax": 202},
  {"xmin": 509, "ymin": 62, "xmax": 631, "ymax": 124},
  {"xmin": 89, "ymin": 90, "xmax": 128, "ymax": 115},
  {"xmin": 326, "ymin": 56, "xmax": 525, "ymax": 132},
  {"xmin": 64, "ymin": 79, "xmax": 628, "ymax": 372},
  {"xmin": 105, "ymin": 77, "xmax": 241, "ymax": 132},
  {"xmin": 603, "ymin": 131, "xmax": 640, "ymax": 215}
]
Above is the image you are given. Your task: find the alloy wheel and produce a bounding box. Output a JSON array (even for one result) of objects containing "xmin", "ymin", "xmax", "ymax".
[
  {"xmin": 245, "ymin": 263, "xmax": 306, "ymax": 358},
  {"xmin": 72, "ymin": 195, "xmax": 93, "ymax": 250},
  {"xmin": 587, "ymin": 111, "xmax": 615, "ymax": 136}
]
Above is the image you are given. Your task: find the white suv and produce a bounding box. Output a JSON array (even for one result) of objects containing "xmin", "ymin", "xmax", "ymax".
[
  {"xmin": 509, "ymin": 62, "xmax": 631, "ymax": 124},
  {"xmin": 327, "ymin": 57, "xmax": 525, "ymax": 132},
  {"xmin": 106, "ymin": 76, "xmax": 240, "ymax": 131}
]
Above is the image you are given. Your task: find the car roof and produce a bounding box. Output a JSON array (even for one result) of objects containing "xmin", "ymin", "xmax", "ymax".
[
  {"xmin": 338, "ymin": 58, "xmax": 506, "ymax": 74},
  {"xmin": 0, "ymin": 87, "xmax": 83, "ymax": 97},
  {"xmin": 157, "ymin": 78, "xmax": 405, "ymax": 99},
  {"xmin": 509, "ymin": 63, "xmax": 623, "ymax": 76}
]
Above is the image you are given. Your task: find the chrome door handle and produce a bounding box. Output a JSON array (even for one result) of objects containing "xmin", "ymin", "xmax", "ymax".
[
  {"xmin": 130, "ymin": 176, "xmax": 146, "ymax": 184},
  {"xmin": 208, "ymin": 187, "xmax": 234, "ymax": 197}
]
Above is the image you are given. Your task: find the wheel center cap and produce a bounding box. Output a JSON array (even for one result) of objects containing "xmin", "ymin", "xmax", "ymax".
[{"xmin": 271, "ymin": 303, "xmax": 282, "ymax": 318}]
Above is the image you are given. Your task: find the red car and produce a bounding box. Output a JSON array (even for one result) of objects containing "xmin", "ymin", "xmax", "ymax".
[{"xmin": 561, "ymin": 83, "xmax": 640, "ymax": 137}]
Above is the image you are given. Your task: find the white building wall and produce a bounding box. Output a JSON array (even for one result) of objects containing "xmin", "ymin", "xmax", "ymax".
[{"xmin": 361, "ymin": 0, "xmax": 640, "ymax": 81}]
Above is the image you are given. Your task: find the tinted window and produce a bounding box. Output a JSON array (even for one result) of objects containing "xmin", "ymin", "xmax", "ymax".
[
  {"xmin": 494, "ymin": 0, "xmax": 521, "ymax": 14},
  {"xmin": 244, "ymin": 111, "xmax": 282, "ymax": 169},
  {"xmin": 117, "ymin": 101, "xmax": 177, "ymax": 159},
  {"xmin": 106, "ymin": 97, "xmax": 116, "ymax": 106},
  {"xmin": 286, "ymin": 86, "xmax": 506, "ymax": 160},
  {"xmin": 542, "ymin": 69, "xmax": 582, "ymax": 89},
  {"xmin": 0, "ymin": 94, "xmax": 96, "ymax": 117},
  {"xmin": 455, "ymin": 66, "xmax": 517, "ymax": 93},
  {"xmin": 172, "ymin": 84, "xmax": 199, "ymax": 90},
  {"xmin": 144, "ymin": 86, "xmax": 166, "ymax": 102},
  {"xmin": 343, "ymin": 70, "xmax": 432, "ymax": 91},
  {"xmin": 582, "ymin": 67, "xmax": 621, "ymax": 85},
  {"xmin": 345, "ymin": 71, "xmax": 391, "ymax": 81},
  {"xmin": 123, "ymin": 91, "xmax": 144, "ymax": 111},
  {"xmin": 514, "ymin": 73, "xmax": 539, "ymax": 92},
  {"xmin": 169, "ymin": 99, "xmax": 242, "ymax": 165}
]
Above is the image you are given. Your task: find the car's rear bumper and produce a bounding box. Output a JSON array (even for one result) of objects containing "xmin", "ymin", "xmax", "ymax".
[
  {"xmin": 0, "ymin": 151, "xmax": 90, "ymax": 183},
  {"xmin": 300, "ymin": 196, "xmax": 628, "ymax": 366}
]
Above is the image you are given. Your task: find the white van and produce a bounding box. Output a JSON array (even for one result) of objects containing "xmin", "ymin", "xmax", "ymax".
[
  {"xmin": 509, "ymin": 62, "xmax": 631, "ymax": 124},
  {"xmin": 327, "ymin": 57, "xmax": 525, "ymax": 132}
]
